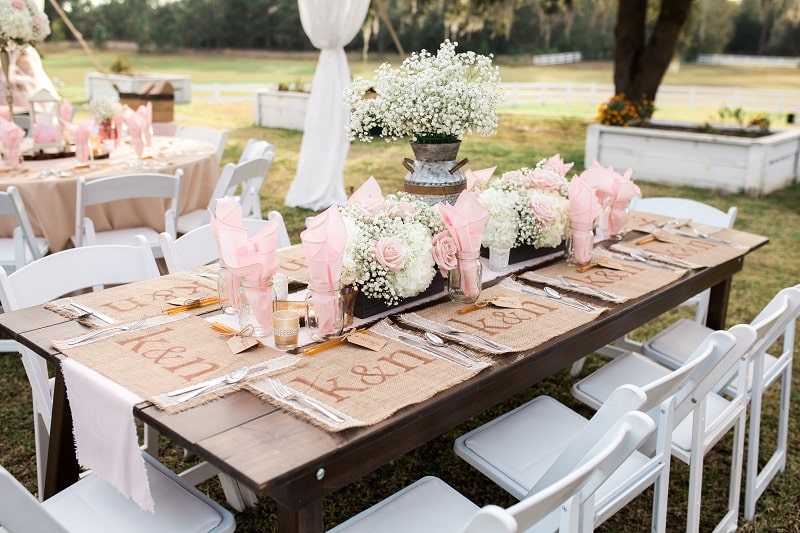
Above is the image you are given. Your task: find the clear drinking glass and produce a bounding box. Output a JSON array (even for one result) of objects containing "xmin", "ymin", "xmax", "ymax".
[
  {"xmin": 305, "ymin": 282, "xmax": 346, "ymax": 342},
  {"xmin": 448, "ymin": 251, "xmax": 482, "ymax": 303}
]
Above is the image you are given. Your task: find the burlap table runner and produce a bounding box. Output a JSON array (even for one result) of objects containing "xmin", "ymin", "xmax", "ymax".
[
  {"xmin": 396, "ymin": 279, "xmax": 604, "ymax": 354},
  {"xmin": 52, "ymin": 314, "xmax": 296, "ymax": 413},
  {"xmin": 520, "ymin": 255, "xmax": 685, "ymax": 303},
  {"xmin": 246, "ymin": 318, "xmax": 487, "ymax": 431},
  {"xmin": 627, "ymin": 211, "xmax": 767, "ymax": 252},
  {"xmin": 44, "ymin": 271, "xmax": 220, "ymax": 327},
  {"xmin": 613, "ymin": 231, "xmax": 746, "ymax": 268}
]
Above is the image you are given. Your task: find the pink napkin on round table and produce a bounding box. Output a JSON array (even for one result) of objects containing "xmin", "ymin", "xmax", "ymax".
[
  {"xmin": 60, "ymin": 101, "xmax": 73, "ymax": 124},
  {"xmin": 210, "ymin": 198, "xmax": 282, "ymax": 329},
  {"xmin": 124, "ymin": 107, "xmax": 145, "ymax": 158},
  {"xmin": 137, "ymin": 103, "xmax": 152, "ymax": 147},
  {"xmin": 0, "ymin": 118, "xmax": 26, "ymax": 168},
  {"xmin": 301, "ymin": 205, "xmax": 348, "ymax": 333},
  {"xmin": 347, "ymin": 176, "xmax": 385, "ymax": 214},
  {"xmin": 65, "ymin": 120, "xmax": 94, "ymax": 163},
  {"xmin": 438, "ymin": 190, "xmax": 488, "ymax": 299}
]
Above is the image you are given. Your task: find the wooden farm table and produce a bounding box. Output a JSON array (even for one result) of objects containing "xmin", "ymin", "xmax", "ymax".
[
  {"xmin": 0, "ymin": 136, "xmax": 220, "ymax": 251},
  {"xmin": 0, "ymin": 231, "xmax": 766, "ymax": 532}
]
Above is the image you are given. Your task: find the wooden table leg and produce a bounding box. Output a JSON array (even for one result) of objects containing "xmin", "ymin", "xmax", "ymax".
[
  {"xmin": 43, "ymin": 366, "xmax": 80, "ymax": 499},
  {"xmin": 706, "ymin": 277, "xmax": 732, "ymax": 331},
  {"xmin": 276, "ymin": 499, "xmax": 324, "ymax": 533}
]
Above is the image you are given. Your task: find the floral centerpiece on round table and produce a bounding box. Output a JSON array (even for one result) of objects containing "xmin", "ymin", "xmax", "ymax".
[
  {"xmin": 340, "ymin": 179, "xmax": 446, "ymax": 309},
  {"xmin": 0, "ymin": 0, "xmax": 50, "ymax": 116},
  {"xmin": 475, "ymin": 154, "xmax": 572, "ymax": 262}
]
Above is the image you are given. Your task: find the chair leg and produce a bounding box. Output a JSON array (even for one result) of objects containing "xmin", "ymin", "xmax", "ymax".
[
  {"xmin": 685, "ymin": 404, "xmax": 707, "ymax": 533},
  {"xmin": 33, "ymin": 407, "xmax": 49, "ymax": 501}
]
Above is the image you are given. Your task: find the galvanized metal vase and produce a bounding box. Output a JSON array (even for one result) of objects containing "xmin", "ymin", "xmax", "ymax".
[{"xmin": 402, "ymin": 141, "xmax": 468, "ymax": 205}]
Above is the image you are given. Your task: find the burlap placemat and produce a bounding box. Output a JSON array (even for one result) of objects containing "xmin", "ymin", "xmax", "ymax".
[
  {"xmin": 626, "ymin": 211, "xmax": 767, "ymax": 251},
  {"xmin": 613, "ymin": 230, "xmax": 745, "ymax": 268},
  {"xmin": 53, "ymin": 314, "xmax": 295, "ymax": 413},
  {"xmin": 246, "ymin": 318, "xmax": 486, "ymax": 431},
  {"xmin": 520, "ymin": 255, "xmax": 685, "ymax": 302},
  {"xmin": 44, "ymin": 271, "xmax": 220, "ymax": 326},
  {"xmin": 396, "ymin": 279, "xmax": 603, "ymax": 354}
]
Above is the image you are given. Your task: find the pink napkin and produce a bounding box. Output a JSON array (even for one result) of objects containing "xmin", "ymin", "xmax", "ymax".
[
  {"xmin": 301, "ymin": 206, "xmax": 348, "ymax": 333},
  {"xmin": 438, "ymin": 190, "xmax": 488, "ymax": 298},
  {"xmin": 464, "ymin": 166, "xmax": 496, "ymax": 192},
  {"xmin": 60, "ymin": 101, "xmax": 73, "ymax": 124},
  {"xmin": 66, "ymin": 120, "xmax": 94, "ymax": 163},
  {"xmin": 347, "ymin": 176, "xmax": 385, "ymax": 214},
  {"xmin": 137, "ymin": 103, "xmax": 152, "ymax": 147},
  {"xmin": 609, "ymin": 169, "xmax": 640, "ymax": 235},
  {"xmin": 567, "ymin": 176, "xmax": 602, "ymax": 263},
  {"xmin": 124, "ymin": 107, "xmax": 145, "ymax": 158},
  {"xmin": 210, "ymin": 198, "xmax": 281, "ymax": 330},
  {"xmin": 541, "ymin": 154, "xmax": 574, "ymax": 177},
  {"xmin": 0, "ymin": 118, "xmax": 25, "ymax": 169}
]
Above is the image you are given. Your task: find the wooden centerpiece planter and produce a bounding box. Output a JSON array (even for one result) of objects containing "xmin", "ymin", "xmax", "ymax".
[
  {"xmin": 584, "ymin": 121, "xmax": 800, "ymax": 196},
  {"xmin": 253, "ymin": 85, "xmax": 311, "ymax": 131}
]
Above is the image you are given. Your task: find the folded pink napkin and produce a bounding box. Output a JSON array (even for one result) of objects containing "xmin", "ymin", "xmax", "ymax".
[
  {"xmin": 124, "ymin": 107, "xmax": 145, "ymax": 158},
  {"xmin": 61, "ymin": 358, "xmax": 154, "ymax": 512},
  {"xmin": 60, "ymin": 101, "xmax": 73, "ymax": 124},
  {"xmin": 137, "ymin": 103, "xmax": 152, "ymax": 147},
  {"xmin": 541, "ymin": 153, "xmax": 574, "ymax": 177},
  {"xmin": 347, "ymin": 176, "xmax": 385, "ymax": 214},
  {"xmin": 0, "ymin": 118, "xmax": 25, "ymax": 168},
  {"xmin": 66, "ymin": 120, "xmax": 93, "ymax": 163},
  {"xmin": 464, "ymin": 166, "xmax": 496, "ymax": 191},
  {"xmin": 579, "ymin": 159, "xmax": 616, "ymax": 199},
  {"xmin": 301, "ymin": 205, "xmax": 348, "ymax": 333},
  {"xmin": 210, "ymin": 198, "xmax": 282, "ymax": 329},
  {"xmin": 567, "ymin": 176, "xmax": 602, "ymax": 263},
  {"xmin": 609, "ymin": 168, "xmax": 640, "ymax": 235},
  {"xmin": 438, "ymin": 190, "xmax": 488, "ymax": 298}
]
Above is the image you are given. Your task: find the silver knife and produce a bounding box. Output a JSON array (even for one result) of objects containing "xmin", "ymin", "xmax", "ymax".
[
  {"xmin": 70, "ymin": 302, "xmax": 116, "ymax": 324},
  {"xmin": 517, "ymin": 287, "xmax": 596, "ymax": 312},
  {"xmin": 397, "ymin": 334, "xmax": 473, "ymax": 368}
]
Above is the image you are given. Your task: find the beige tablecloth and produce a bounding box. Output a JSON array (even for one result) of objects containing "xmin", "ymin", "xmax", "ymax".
[{"xmin": 0, "ymin": 136, "xmax": 220, "ymax": 251}]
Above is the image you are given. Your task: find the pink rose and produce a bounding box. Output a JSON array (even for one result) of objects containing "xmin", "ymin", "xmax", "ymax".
[
  {"xmin": 395, "ymin": 201, "xmax": 418, "ymax": 218},
  {"xmin": 374, "ymin": 237, "xmax": 406, "ymax": 271},
  {"xmin": 431, "ymin": 231, "xmax": 458, "ymax": 277},
  {"xmin": 530, "ymin": 196, "xmax": 555, "ymax": 225},
  {"xmin": 529, "ymin": 167, "xmax": 567, "ymax": 190},
  {"xmin": 11, "ymin": 0, "xmax": 24, "ymax": 9}
]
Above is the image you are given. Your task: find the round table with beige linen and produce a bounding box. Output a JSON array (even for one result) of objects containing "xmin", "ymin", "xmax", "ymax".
[{"xmin": 0, "ymin": 136, "xmax": 220, "ymax": 252}]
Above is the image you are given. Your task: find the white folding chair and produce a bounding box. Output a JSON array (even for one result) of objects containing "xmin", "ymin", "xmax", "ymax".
[
  {"xmin": 162, "ymin": 211, "xmax": 290, "ymax": 274},
  {"xmin": 174, "ymin": 125, "xmax": 228, "ymax": 161},
  {"xmin": 570, "ymin": 196, "xmax": 738, "ymax": 376},
  {"xmin": 329, "ymin": 404, "xmax": 655, "ymax": 533},
  {"xmin": 0, "ymin": 185, "xmax": 50, "ymax": 353},
  {"xmin": 0, "ymin": 186, "xmax": 49, "ymax": 273},
  {"xmin": 237, "ymin": 138, "xmax": 273, "ymax": 164},
  {"xmin": 572, "ymin": 323, "xmax": 761, "ymax": 533},
  {"xmin": 72, "ymin": 170, "xmax": 183, "ymax": 259},
  {"xmin": 640, "ymin": 285, "xmax": 800, "ymax": 520},
  {"xmin": 0, "ymin": 235, "xmax": 161, "ymax": 499},
  {"xmin": 176, "ymin": 156, "xmax": 273, "ymax": 234},
  {"xmin": 455, "ymin": 329, "xmax": 738, "ymax": 533},
  {"xmin": 0, "ymin": 452, "xmax": 235, "ymax": 533}
]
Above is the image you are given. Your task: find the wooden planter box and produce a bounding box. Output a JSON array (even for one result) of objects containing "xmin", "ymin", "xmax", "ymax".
[
  {"xmin": 584, "ymin": 121, "xmax": 800, "ymax": 196},
  {"xmin": 253, "ymin": 90, "xmax": 310, "ymax": 131},
  {"xmin": 85, "ymin": 72, "xmax": 192, "ymax": 104}
]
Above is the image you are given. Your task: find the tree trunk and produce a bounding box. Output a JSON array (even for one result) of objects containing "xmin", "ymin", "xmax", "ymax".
[{"xmin": 613, "ymin": 0, "xmax": 692, "ymax": 116}]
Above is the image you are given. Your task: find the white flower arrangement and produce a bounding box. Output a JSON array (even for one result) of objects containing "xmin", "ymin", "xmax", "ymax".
[
  {"xmin": 0, "ymin": 0, "xmax": 50, "ymax": 47},
  {"xmin": 477, "ymin": 155, "xmax": 572, "ymax": 250},
  {"xmin": 340, "ymin": 192, "xmax": 445, "ymax": 305},
  {"xmin": 88, "ymin": 96, "xmax": 122, "ymax": 121},
  {"xmin": 344, "ymin": 40, "xmax": 504, "ymax": 144}
]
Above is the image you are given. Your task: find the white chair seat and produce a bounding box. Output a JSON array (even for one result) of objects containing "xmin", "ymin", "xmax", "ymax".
[
  {"xmin": 572, "ymin": 352, "xmax": 670, "ymax": 411},
  {"xmin": 176, "ymin": 209, "xmax": 211, "ymax": 236},
  {"xmin": 88, "ymin": 227, "xmax": 161, "ymax": 250},
  {"xmin": 0, "ymin": 236, "xmax": 48, "ymax": 267},
  {"xmin": 0, "ymin": 452, "xmax": 234, "ymax": 533},
  {"xmin": 328, "ymin": 476, "xmax": 479, "ymax": 533}
]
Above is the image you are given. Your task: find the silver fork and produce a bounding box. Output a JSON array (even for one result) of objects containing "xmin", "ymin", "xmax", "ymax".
[
  {"xmin": 268, "ymin": 378, "xmax": 344, "ymax": 423},
  {"xmin": 556, "ymin": 275, "xmax": 620, "ymax": 300},
  {"xmin": 66, "ymin": 316, "xmax": 148, "ymax": 345}
]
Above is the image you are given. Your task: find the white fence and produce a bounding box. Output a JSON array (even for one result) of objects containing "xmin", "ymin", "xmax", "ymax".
[
  {"xmin": 532, "ymin": 51, "xmax": 582, "ymax": 66},
  {"xmin": 192, "ymin": 82, "xmax": 800, "ymax": 115},
  {"xmin": 697, "ymin": 54, "xmax": 800, "ymax": 68}
]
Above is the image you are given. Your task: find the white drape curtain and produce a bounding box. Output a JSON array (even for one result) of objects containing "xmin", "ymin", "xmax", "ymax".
[{"xmin": 284, "ymin": 0, "xmax": 370, "ymax": 211}]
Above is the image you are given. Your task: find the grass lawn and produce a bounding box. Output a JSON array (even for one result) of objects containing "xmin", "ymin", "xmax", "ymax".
[{"xmin": 1, "ymin": 47, "xmax": 798, "ymax": 531}]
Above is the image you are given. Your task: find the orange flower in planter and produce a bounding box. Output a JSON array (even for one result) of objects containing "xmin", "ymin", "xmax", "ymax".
[{"xmin": 597, "ymin": 93, "xmax": 654, "ymax": 126}]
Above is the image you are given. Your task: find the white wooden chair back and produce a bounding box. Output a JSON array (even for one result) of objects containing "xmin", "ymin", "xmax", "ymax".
[
  {"xmin": 238, "ymin": 138, "xmax": 273, "ymax": 163},
  {"xmin": 175, "ymin": 126, "xmax": 228, "ymax": 160},
  {"xmin": 629, "ymin": 196, "xmax": 737, "ymax": 227},
  {"xmin": 160, "ymin": 212, "xmax": 290, "ymax": 273},
  {"xmin": 0, "ymin": 235, "xmax": 160, "ymax": 498},
  {"xmin": 0, "ymin": 185, "xmax": 48, "ymax": 272},
  {"xmin": 215, "ymin": 156, "xmax": 272, "ymax": 220},
  {"xmin": 73, "ymin": 170, "xmax": 183, "ymax": 258}
]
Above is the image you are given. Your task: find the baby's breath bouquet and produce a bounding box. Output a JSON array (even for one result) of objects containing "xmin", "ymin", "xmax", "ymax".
[
  {"xmin": 88, "ymin": 96, "xmax": 122, "ymax": 122},
  {"xmin": 477, "ymin": 155, "xmax": 572, "ymax": 249},
  {"xmin": 344, "ymin": 40, "xmax": 503, "ymax": 144},
  {"xmin": 340, "ymin": 192, "xmax": 445, "ymax": 305},
  {"xmin": 0, "ymin": 0, "xmax": 50, "ymax": 48}
]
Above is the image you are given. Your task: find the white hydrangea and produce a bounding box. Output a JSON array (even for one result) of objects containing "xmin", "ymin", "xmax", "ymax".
[
  {"xmin": 344, "ymin": 40, "xmax": 504, "ymax": 143},
  {"xmin": 88, "ymin": 96, "xmax": 122, "ymax": 121},
  {"xmin": 478, "ymin": 188, "xmax": 519, "ymax": 248},
  {"xmin": 0, "ymin": 0, "xmax": 50, "ymax": 46}
]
